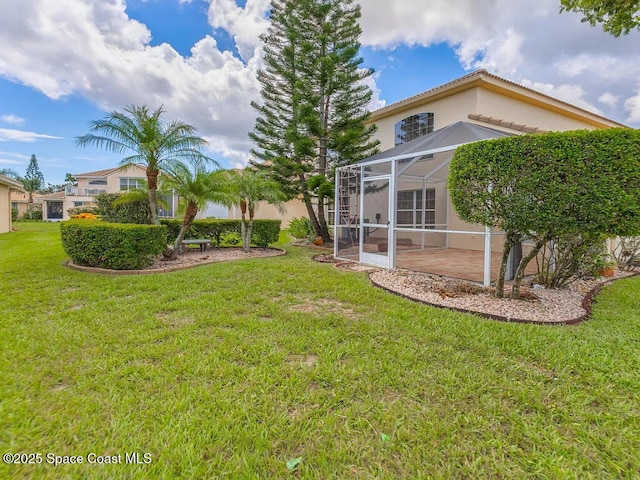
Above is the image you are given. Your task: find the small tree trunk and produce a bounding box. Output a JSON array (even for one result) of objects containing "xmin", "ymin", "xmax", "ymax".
[
  {"xmin": 240, "ymin": 200, "xmax": 250, "ymax": 252},
  {"xmin": 300, "ymin": 187, "xmax": 322, "ymax": 238},
  {"xmin": 495, "ymin": 232, "xmax": 519, "ymax": 298},
  {"xmin": 511, "ymin": 236, "xmax": 547, "ymax": 299},
  {"xmin": 146, "ymin": 167, "xmax": 160, "ymax": 226},
  {"xmin": 245, "ymin": 218, "xmax": 254, "ymax": 252},
  {"xmin": 316, "ymin": 193, "xmax": 331, "ymax": 244},
  {"xmin": 172, "ymin": 202, "xmax": 199, "ymax": 257}
]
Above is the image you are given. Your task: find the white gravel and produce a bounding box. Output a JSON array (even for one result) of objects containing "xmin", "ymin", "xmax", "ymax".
[
  {"xmin": 148, "ymin": 247, "xmax": 284, "ymax": 270},
  {"xmin": 369, "ymin": 269, "xmax": 633, "ymax": 324}
]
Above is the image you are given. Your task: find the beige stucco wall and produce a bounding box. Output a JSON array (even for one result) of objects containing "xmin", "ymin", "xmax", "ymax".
[
  {"xmin": 0, "ymin": 184, "xmax": 11, "ymax": 233},
  {"xmin": 476, "ymin": 89, "xmax": 600, "ymax": 132},
  {"xmin": 371, "ymin": 85, "xmax": 611, "ymax": 151},
  {"xmin": 60, "ymin": 165, "xmax": 150, "ymax": 221},
  {"xmin": 374, "ymin": 89, "xmax": 480, "ymax": 151},
  {"xmin": 230, "ymin": 198, "xmax": 309, "ymax": 228},
  {"xmin": 105, "ymin": 164, "xmax": 147, "ymax": 192},
  {"xmin": 10, "ymin": 191, "xmax": 29, "ymax": 218}
]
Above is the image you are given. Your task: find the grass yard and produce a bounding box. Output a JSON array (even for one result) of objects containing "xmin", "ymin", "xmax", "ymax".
[{"xmin": 1, "ymin": 222, "xmax": 639, "ymax": 479}]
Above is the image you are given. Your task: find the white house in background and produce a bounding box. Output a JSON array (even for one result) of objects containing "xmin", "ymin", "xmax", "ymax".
[
  {"xmin": 0, "ymin": 173, "xmax": 24, "ymax": 233},
  {"xmin": 40, "ymin": 164, "xmax": 183, "ymax": 221}
]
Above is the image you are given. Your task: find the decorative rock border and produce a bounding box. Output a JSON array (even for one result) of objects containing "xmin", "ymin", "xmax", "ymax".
[
  {"xmin": 368, "ymin": 271, "xmax": 638, "ymax": 326},
  {"xmin": 63, "ymin": 247, "xmax": 287, "ymax": 275}
]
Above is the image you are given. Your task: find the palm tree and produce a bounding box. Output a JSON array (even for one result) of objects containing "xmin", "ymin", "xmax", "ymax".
[
  {"xmin": 227, "ymin": 168, "xmax": 286, "ymax": 252},
  {"xmin": 76, "ymin": 105, "xmax": 216, "ymax": 225},
  {"xmin": 160, "ymin": 163, "xmax": 231, "ymax": 257}
]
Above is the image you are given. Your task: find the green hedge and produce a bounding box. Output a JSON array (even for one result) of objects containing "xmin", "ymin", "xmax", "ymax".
[
  {"xmin": 161, "ymin": 219, "xmax": 281, "ymax": 248},
  {"xmin": 95, "ymin": 193, "xmax": 151, "ymax": 224},
  {"xmin": 61, "ymin": 220, "xmax": 167, "ymax": 270}
]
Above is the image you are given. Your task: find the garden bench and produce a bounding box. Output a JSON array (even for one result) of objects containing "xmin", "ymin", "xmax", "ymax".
[{"xmin": 180, "ymin": 239, "xmax": 211, "ymax": 253}]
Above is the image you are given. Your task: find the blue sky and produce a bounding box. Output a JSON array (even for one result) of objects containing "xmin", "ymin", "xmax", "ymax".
[{"xmin": 0, "ymin": 0, "xmax": 638, "ymax": 185}]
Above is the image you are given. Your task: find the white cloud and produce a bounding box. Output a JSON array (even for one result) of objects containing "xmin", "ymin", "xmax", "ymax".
[
  {"xmin": 0, "ymin": 0, "xmax": 267, "ymax": 166},
  {"xmin": 520, "ymin": 79, "xmax": 602, "ymax": 114},
  {"xmin": 0, "ymin": 128, "xmax": 64, "ymax": 143},
  {"xmin": 598, "ymin": 93, "xmax": 620, "ymax": 108},
  {"xmin": 624, "ymin": 92, "xmax": 640, "ymax": 123},
  {"xmin": 0, "ymin": 158, "xmax": 24, "ymax": 165},
  {"xmin": 1, "ymin": 115, "xmax": 25, "ymax": 126},
  {"xmin": 206, "ymin": 0, "xmax": 270, "ymax": 61}
]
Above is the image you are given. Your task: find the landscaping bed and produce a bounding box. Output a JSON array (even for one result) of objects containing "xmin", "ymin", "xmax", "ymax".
[
  {"xmin": 369, "ymin": 268, "xmax": 637, "ymax": 324},
  {"xmin": 66, "ymin": 247, "xmax": 285, "ymax": 274}
]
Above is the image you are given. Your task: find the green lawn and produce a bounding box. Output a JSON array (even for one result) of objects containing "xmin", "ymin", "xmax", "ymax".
[{"xmin": 1, "ymin": 222, "xmax": 639, "ymax": 479}]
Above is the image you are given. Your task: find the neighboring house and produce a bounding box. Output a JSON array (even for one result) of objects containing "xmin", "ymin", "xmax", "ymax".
[
  {"xmin": 0, "ymin": 174, "xmax": 24, "ymax": 233},
  {"xmin": 333, "ymin": 69, "xmax": 627, "ymax": 285},
  {"xmin": 40, "ymin": 164, "xmax": 181, "ymax": 221},
  {"xmin": 9, "ymin": 189, "xmax": 30, "ymax": 219}
]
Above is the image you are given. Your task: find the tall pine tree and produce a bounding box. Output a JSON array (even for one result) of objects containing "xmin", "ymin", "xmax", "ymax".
[
  {"xmin": 250, "ymin": 0, "xmax": 379, "ymax": 242},
  {"xmin": 23, "ymin": 154, "xmax": 45, "ymax": 203}
]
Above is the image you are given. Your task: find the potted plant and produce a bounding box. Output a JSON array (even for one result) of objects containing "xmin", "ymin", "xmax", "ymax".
[{"xmin": 593, "ymin": 254, "xmax": 616, "ymax": 277}]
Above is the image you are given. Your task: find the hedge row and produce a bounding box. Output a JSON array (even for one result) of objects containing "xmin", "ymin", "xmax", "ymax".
[
  {"xmin": 161, "ymin": 219, "xmax": 281, "ymax": 248},
  {"xmin": 61, "ymin": 220, "xmax": 167, "ymax": 270},
  {"xmin": 94, "ymin": 193, "xmax": 151, "ymax": 224}
]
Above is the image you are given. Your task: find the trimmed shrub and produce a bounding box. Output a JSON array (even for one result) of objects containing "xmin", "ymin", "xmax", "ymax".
[
  {"xmin": 61, "ymin": 220, "xmax": 166, "ymax": 270},
  {"xmin": 535, "ymin": 233, "xmax": 608, "ymax": 288},
  {"xmin": 24, "ymin": 207, "xmax": 43, "ymax": 221},
  {"xmin": 251, "ymin": 220, "xmax": 282, "ymax": 247},
  {"xmin": 450, "ymin": 128, "xmax": 640, "ymax": 296},
  {"xmin": 11, "ymin": 208, "xmax": 18, "ymax": 222},
  {"xmin": 219, "ymin": 231, "xmax": 242, "ymax": 246},
  {"xmin": 67, "ymin": 205, "xmax": 100, "ymax": 217},
  {"xmin": 288, "ymin": 216, "xmax": 315, "ymax": 239},
  {"xmin": 161, "ymin": 219, "xmax": 281, "ymax": 247},
  {"xmin": 95, "ymin": 193, "xmax": 151, "ymax": 224}
]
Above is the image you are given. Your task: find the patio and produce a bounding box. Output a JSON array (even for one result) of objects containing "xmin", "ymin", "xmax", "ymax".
[
  {"xmin": 395, "ymin": 247, "xmax": 537, "ymax": 284},
  {"xmin": 334, "ymin": 121, "xmax": 516, "ymax": 286}
]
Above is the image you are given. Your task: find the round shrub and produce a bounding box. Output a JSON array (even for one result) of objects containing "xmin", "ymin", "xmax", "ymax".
[
  {"xmin": 288, "ymin": 216, "xmax": 315, "ymax": 239},
  {"xmin": 61, "ymin": 220, "xmax": 167, "ymax": 270}
]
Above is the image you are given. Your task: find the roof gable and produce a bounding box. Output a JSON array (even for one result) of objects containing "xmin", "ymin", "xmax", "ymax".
[
  {"xmin": 369, "ymin": 69, "xmax": 626, "ymax": 130},
  {"xmin": 74, "ymin": 163, "xmax": 146, "ymax": 178},
  {"xmin": 0, "ymin": 173, "xmax": 23, "ymax": 188}
]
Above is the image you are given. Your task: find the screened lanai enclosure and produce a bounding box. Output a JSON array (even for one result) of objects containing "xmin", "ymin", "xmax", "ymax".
[{"xmin": 334, "ymin": 121, "xmax": 532, "ymax": 286}]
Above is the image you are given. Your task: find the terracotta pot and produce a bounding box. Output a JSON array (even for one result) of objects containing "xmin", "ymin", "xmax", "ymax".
[
  {"xmin": 377, "ymin": 243, "xmax": 388, "ymax": 252},
  {"xmin": 599, "ymin": 266, "xmax": 615, "ymax": 277},
  {"xmin": 313, "ymin": 237, "xmax": 323, "ymax": 246}
]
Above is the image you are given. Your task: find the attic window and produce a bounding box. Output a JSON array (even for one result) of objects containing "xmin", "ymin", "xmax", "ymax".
[{"xmin": 395, "ymin": 112, "xmax": 434, "ymax": 146}]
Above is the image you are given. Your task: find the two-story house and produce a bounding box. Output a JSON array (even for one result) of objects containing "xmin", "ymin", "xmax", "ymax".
[
  {"xmin": 246, "ymin": 69, "xmax": 626, "ymax": 232},
  {"xmin": 40, "ymin": 164, "xmax": 179, "ymax": 221},
  {"xmin": 333, "ymin": 69, "xmax": 627, "ymax": 283}
]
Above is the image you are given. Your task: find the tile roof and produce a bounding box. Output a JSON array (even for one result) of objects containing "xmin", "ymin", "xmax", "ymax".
[
  {"xmin": 36, "ymin": 191, "xmax": 66, "ymax": 200},
  {"xmin": 74, "ymin": 166, "xmax": 122, "ymax": 177}
]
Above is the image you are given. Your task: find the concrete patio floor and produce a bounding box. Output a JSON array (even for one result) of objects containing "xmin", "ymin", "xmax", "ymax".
[
  {"xmin": 335, "ymin": 245, "xmax": 537, "ymax": 285},
  {"xmin": 396, "ymin": 247, "xmax": 537, "ymax": 284}
]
